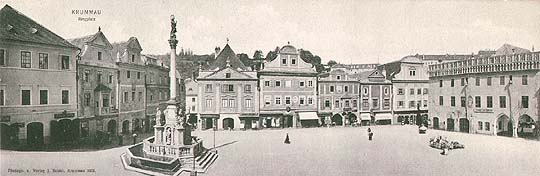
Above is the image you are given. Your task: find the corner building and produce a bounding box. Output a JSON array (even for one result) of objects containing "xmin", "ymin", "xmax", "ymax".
[{"xmin": 428, "ymin": 51, "xmax": 540, "ymax": 138}]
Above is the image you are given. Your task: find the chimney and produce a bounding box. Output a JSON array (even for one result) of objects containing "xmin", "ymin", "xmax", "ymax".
[{"xmin": 215, "ymin": 47, "xmax": 221, "ymax": 59}]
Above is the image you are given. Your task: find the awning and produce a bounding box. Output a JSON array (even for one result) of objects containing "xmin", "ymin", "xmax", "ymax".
[
  {"xmin": 360, "ymin": 114, "xmax": 370, "ymax": 121},
  {"xmin": 298, "ymin": 112, "xmax": 319, "ymax": 120},
  {"xmin": 375, "ymin": 113, "xmax": 393, "ymax": 120}
]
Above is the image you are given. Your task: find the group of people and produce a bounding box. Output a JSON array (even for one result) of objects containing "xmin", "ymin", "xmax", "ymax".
[{"xmin": 429, "ymin": 135, "xmax": 465, "ymax": 155}]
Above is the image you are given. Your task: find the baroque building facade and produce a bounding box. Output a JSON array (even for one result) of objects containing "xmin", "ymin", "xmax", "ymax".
[{"xmin": 318, "ymin": 64, "xmax": 360, "ymax": 126}]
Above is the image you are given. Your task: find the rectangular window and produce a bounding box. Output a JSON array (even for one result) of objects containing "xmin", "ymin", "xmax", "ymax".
[
  {"xmin": 384, "ymin": 99, "xmax": 390, "ymax": 108},
  {"xmin": 124, "ymin": 92, "xmax": 128, "ymax": 102},
  {"xmin": 330, "ymin": 86, "xmax": 335, "ymax": 92},
  {"xmin": 417, "ymin": 89, "xmax": 421, "ymax": 95},
  {"xmin": 409, "ymin": 101, "xmax": 415, "ymax": 108},
  {"xmin": 281, "ymin": 58, "xmax": 287, "ymax": 65},
  {"xmin": 299, "ymin": 81, "xmax": 305, "ymax": 87},
  {"xmin": 362, "ymin": 99, "xmax": 369, "ymax": 108},
  {"xmin": 475, "ymin": 77, "xmax": 480, "ymax": 86},
  {"xmin": 222, "ymin": 84, "xmax": 235, "ymax": 92},
  {"xmin": 423, "ymin": 100, "xmax": 427, "ymax": 107},
  {"xmin": 487, "ymin": 96, "xmax": 493, "ymax": 108},
  {"xmin": 61, "ymin": 56, "xmax": 70, "ymax": 70},
  {"xmin": 308, "ymin": 97, "xmax": 313, "ymax": 105},
  {"xmin": 225, "ymin": 73, "xmax": 231, "ymax": 78},
  {"xmin": 127, "ymin": 71, "xmax": 131, "ymax": 78},
  {"xmin": 285, "ymin": 96, "xmax": 291, "ymax": 105},
  {"xmin": 131, "ymin": 55, "xmax": 135, "ymax": 62},
  {"xmin": 109, "ymin": 75, "xmax": 113, "ymax": 83},
  {"xmin": 499, "ymin": 96, "xmax": 506, "ymax": 108},
  {"xmin": 398, "ymin": 88, "xmax": 404, "ymax": 95},
  {"xmin": 475, "ymin": 96, "xmax": 481, "ymax": 108},
  {"xmin": 21, "ymin": 51, "xmax": 31, "ymax": 68},
  {"xmin": 84, "ymin": 70, "xmax": 90, "ymax": 82},
  {"xmin": 245, "ymin": 98, "xmax": 252, "ymax": 108},
  {"xmin": 291, "ymin": 58, "xmax": 296, "ymax": 65},
  {"xmin": 264, "ymin": 96, "xmax": 271, "ymax": 105},
  {"xmin": 275, "ymin": 81, "xmax": 281, "ymax": 87},
  {"xmin": 423, "ymin": 88, "xmax": 428, "ymax": 94},
  {"xmin": 439, "ymin": 96, "xmax": 443, "ymax": 106},
  {"xmin": 62, "ymin": 90, "xmax": 69, "ymax": 104},
  {"xmin": 97, "ymin": 71, "xmax": 102, "ymax": 83},
  {"xmin": 308, "ymin": 81, "xmax": 313, "ymax": 87},
  {"xmin": 224, "ymin": 98, "xmax": 230, "ymax": 108},
  {"xmin": 244, "ymin": 85, "xmax": 251, "ymax": 92},
  {"xmin": 478, "ymin": 121, "xmax": 483, "ymax": 130},
  {"xmin": 103, "ymin": 94, "xmax": 110, "ymax": 107},
  {"xmin": 137, "ymin": 72, "xmax": 141, "ymax": 79},
  {"xmin": 300, "ymin": 97, "xmax": 305, "ymax": 105},
  {"xmin": 410, "ymin": 89, "xmax": 415, "ymax": 95},
  {"xmin": 353, "ymin": 100, "xmax": 357, "ymax": 107},
  {"xmin": 131, "ymin": 92, "xmax": 135, "ymax": 101},
  {"xmin": 0, "ymin": 49, "xmax": 5, "ymax": 66},
  {"xmin": 205, "ymin": 84, "xmax": 213, "ymax": 92},
  {"xmin": 21, "ymin": 90, "xmax": 31, "ymax": 105},
  {"xmin": 229, "ymin": 99, "xmax": 235, "ymax": 108},
  {"xmin": 372, "ymin": 99, "xmax": 378, "ymax": 108},
  {"xmin": 461, "ymin": 96, "xmax": 466, "ymax": 107},
  {"xmin": 0, "ymin": 89, "xmax": 4, "ymax": 106},
  {"xmin": 206, "ymin": 99, "xmax": 212, "ymax": 108},
  {"xmin": 451, "ymin": 79, "xmax": 455, "ymax": 87},
  {"xmin": 264, "ymin": 81, "xmax": 270, "ymax": 87},
  {"xmin": 522, "ymin": 75, "xmax": 528, "ymax": 85},
  {"xmin": 84, "ymin": 93, "xmax": 91, "ymax": 106},
  {"xmin": 98, "ymin": 52, "xmax": 102, "ymax": 60},
  {"xmin": 450, "ymin": 96, "xmax": 455, "ymax": 107},
  {"xmin": 39, "ymin": 90, "xmax": 48, "ymax": 104},
  {"xmin": 500, "ymin": 76, "xmax": 505, "ymax": 85},
  {"xmin": 334, "ymin": 100, "xmax": 340, "ymax": 108},
  {"xmin": 275, "ymin": 97, "xmax": 281, "ymax": 105},
  {"xmin": 522, "ymin": 96, "xmax": 529, "ymax": 108},
  {"xmin": 344, "ymin": 86, "xmax": 349, "ymax": 92},
  {"xmin": 487, "ymin": 77, "xmax": 492, "ymax": 86},
  {"xmin": 439, "ymin": 80, "xmax": 443, "ymax": 87},
  {"xmin": 38, "ymin": 53, "xmax": 48, "ymax": 69},
  {"xmin": 138, "ymin": 92, "xmax": 142, "ymax": 101},
  {"xmin": 485, "ymin": 122, "xmax": 490, "ymax": 131},
  {"xmin": 460, "ymin": 78, "xmax": 465, "ymax": 86},
  {"xmin": 398, "ymin": 101, "xmax": 404, "ymax": 108},
  {"xmin": 324, "ymin": 100, "xmax": 330, "ymax": 107}
]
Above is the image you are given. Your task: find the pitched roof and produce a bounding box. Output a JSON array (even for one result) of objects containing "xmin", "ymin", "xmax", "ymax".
[
  {"xmin": 112, "ymin": 37, "xmax": 142, "ymax": 54},
  {"xmin": 495, "ymin": 43, "xmax": 530, "ymax": 56},
  {"xmin": 68, "ymin": 30, "xmax": 113, "ymax": 49},
  {"xmin": 207, "ymin": 44, "xmax": 249, "ymax": 71},
  {"xmin": 0, "ymin": 5, "xmax": 77, "ymax": 48},
  {"xmin": 413, "ymin": 54, "xmax": 471, "ymax": 61}
]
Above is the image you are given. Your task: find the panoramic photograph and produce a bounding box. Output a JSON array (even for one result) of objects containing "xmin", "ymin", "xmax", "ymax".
[{"xmin": 0, "ymin": 0, "xmax": 539, "ymax": 175}]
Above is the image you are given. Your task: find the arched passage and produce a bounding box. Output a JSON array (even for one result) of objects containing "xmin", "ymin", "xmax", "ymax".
[
  {"xmin": 518, "ymin": 114, "xmax": 535, "ymax": 138},
  {"xmin": 332, "ymin": 114, "xmax": 343, "ymax": 126},
  {"xmin": 27, "ymin": 122, "xmax": 44, "ymax": 148},
  {"xmin": 223, "ymin": 118, "xmax": 234, "ymax": 130},
  {"xmin": 496, "ymin": 114, "xmax": 512, "ymax": 137},
  {"xmin": 447, "ymin": 118, "xmax": 455, "ymax": 131},
  {"xmin": 348, "ymin": 113, "xmax": 358, "ymax": 125},
  {"xmin": 122, "ymin": 120, "xmax": 130, "ymax": 134},
  {"xmin": 433, "ymin": 117, "xmax": 439, "ymax": 129},
  {"xmin": 108, "ymin": 120, "xmax": 117, "ymax": 135},
  {"xmin": 133, "ymin": 119, "xmax": 141, "ymax": 133},
  {"xmin": 1, "ymin": 123, "xmax": 19, "ymax": 149},
  {"xmin": 459, "ymin": 118, "xmax": 470, "ymax": 133}
]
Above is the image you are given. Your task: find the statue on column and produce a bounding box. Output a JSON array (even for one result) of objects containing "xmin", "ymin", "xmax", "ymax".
[
  {"xmin": 155, "ymin": 108, "xmax": 162, "ymax": 126},
  {"xmin": 170, "ymin": 15, "xmax": 177, "ymax": 40}
]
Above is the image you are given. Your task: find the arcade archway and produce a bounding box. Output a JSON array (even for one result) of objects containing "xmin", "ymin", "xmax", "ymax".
[
  {"xmin": 496, "ymin": 114, "xmax": 512, "ymax": 137},
  {"xmin": 223, "ymin": 118, "xmax": 234, "ymax": 130},
  {"xmin": 332, "ymin": 114, "xmax": 343, "ymax": 126},
  {"xmin": 518, "ymin": 114, "xmax": 535, "ymax": 138},
  {"xmin": 459, "ymin": 118, "xmax": 470, "ymax": 133},
  {"xmin": 122, "ymin": 120, "xmax": 130, "ymax": 134},
  {"xmin": 447, "ymin": 118, "xmax": 454, "ymax": 131},
  {"xmin": 26, "ymin": 122, "xmax": 44, "ymax": 148},
  {"xmin": 433, "ymin": 117, "xmax": 439, "ymax": 129},
  {"xmin": 108, "ymin": 120, "xmax": 117, "ymax": 135},
  {"xmin": 1, "ymin": 123, "xmax": 19, "ymax": 149}
]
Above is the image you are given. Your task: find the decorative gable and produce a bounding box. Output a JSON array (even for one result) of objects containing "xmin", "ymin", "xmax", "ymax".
[{"xmin": 200, "ymin": 67, "xmax": 256, "ymax": 80}]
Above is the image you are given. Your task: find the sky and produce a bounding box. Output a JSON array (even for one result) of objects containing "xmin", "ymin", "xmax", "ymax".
[{"xmin": 2, "ymin": 0, "xmax": 540, "ymax": 64}]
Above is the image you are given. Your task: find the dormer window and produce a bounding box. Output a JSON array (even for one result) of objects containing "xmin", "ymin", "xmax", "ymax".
[
  {"xmin": 225, "ymin": 73, "xmax": 231, "ymax": 78},
  {"xmin": 98, "ymin": 52, "xmax": 102, "ymax": 60},
  {"xmin": 337, "ymin": 75, "xmax": 341, "ymax": 80},
  {"xmin": 282, "ymin": 58, "xmax": 287, "ymax": 65},
  {"xmin": 131, "ymin": 55, "xmax": 135, "ymax": 62},
  {"xmin": 291, "ymin": 58, "xmax": 297, "ymax": 65}
]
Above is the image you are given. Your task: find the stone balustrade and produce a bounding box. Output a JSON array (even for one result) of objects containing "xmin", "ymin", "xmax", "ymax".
[{"xmin": 143, "ymin": 137, "xmax": 203, "ymax": 159}]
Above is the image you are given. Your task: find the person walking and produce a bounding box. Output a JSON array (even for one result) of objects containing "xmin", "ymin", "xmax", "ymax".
[
  {"xmin": 284, "ymin": 133, "xmax": 291, "ymax": 144},
  {"xmin": 367, "ymin": 128, "xmax": 373, "ymax": 141},
  {"xmin": 132, "ymin": 133, "xmax": 138, "ymax": 145}
]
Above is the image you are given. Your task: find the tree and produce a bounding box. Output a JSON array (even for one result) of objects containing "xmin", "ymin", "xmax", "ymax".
[
  {"xmin": 265, "ymin": 50, "xmax": 277, "ymax": 61},
  {"xmin": 253, "ymin": 50, "xmax": 263, "ymax": 60},
  {"xmin": 327, "ymin": 60, "xmax": 338, "ymax": 67}
]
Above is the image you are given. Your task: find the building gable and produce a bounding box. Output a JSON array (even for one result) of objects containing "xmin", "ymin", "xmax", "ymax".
[{"xmin": 201, "ymin": 67, "xmax": 256, "ymax": 80}]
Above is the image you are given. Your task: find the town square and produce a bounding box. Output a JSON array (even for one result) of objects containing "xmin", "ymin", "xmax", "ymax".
[{"xmin": 1, "ymin": 0, "xmax": 540, "ymax": 175}]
